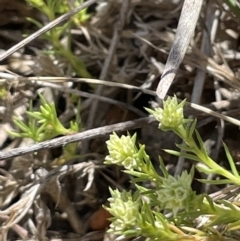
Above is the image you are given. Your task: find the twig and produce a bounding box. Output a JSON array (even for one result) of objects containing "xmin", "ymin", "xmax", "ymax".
[
  {"xmin": 34, "ymin": 81, "xmax": 145, "ymax": 117},
  {"xmin": 1, "ymin": 101, "xmax": 240, "ymax": 161},
  {"xmin": 0, "ymin": 0, "xmax": 97, "ymax": 61},
  {"xmin": 156, "ymin": 0, "xmax": 203, "ymax": 100},
  {"xmin": 0, "ymin": 116, "xmax": 155, "ymax": 160}
]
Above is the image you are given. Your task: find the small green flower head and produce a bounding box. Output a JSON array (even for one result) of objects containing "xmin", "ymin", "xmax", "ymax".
[
  {"xmin": 156, "ymin": 171, "xmax": 194, "ymax": 216},
  {"xmin": 106, "ymin": 189, "xmax": 140, "ymax": 235},
  {"xmin": 148, "ymin": 96, "xmax": 188, "ymax": 130},
  {"xmin": 105, "ymin": 132, "xmax": 138, "ymax": 169}
]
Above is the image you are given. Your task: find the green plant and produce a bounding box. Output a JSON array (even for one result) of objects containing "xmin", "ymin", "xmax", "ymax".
[
  {"xmin": 223, "ymin": 0, "xmax": 240, "ymax": 20},
  {"xmin": 25, "ymin": 0, "xmax": 91, "ymax": 77},
  {"xmin": 10, "ymin": 94, "xmax": 81, "ymax": 165},
  {"xmin": 104, "ymin": 96, "xmax": 240, "ymax": 241},
  {"xmin": 0, "ymin": 85, "xmax": 7, "ymax": 100}
]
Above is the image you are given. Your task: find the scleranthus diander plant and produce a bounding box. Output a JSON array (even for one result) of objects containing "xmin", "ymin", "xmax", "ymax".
[
  {"xmin": 104, "ymin": 95, "xmax": 240, "ymax": 241},
  {"xmin": 10, "ymin": 94, "xmax": 81, "ymax": 166}
]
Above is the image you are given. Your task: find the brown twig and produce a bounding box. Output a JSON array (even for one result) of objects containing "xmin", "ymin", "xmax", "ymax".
[{"xmin": 0, "ymin": 116, "xmax": 155, "ymax": 160}]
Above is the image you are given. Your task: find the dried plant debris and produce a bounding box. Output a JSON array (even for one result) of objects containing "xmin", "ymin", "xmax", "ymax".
[{"xmin": 0, "ymin": 0, "xmax": 240, "ymax": 240}]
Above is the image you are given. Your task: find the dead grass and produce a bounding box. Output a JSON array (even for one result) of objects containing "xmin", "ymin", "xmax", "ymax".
[{"xmin": 0, "ymin": 0, "xmax": 240, "ymax": 240}]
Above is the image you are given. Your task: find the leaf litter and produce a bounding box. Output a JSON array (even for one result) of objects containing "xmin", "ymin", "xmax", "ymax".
[{"xmin": 1, "ymin": 0, "xmax": 240, "ymax": 240}]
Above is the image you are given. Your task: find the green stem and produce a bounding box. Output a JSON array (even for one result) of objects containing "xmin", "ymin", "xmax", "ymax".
[
  {"xmin": 176, "ymin": 126, "xmax": 240, "ymax": 185},
  {"xmin": 52, "ymin": 30, "xmax": 91, "ymax": 78}
]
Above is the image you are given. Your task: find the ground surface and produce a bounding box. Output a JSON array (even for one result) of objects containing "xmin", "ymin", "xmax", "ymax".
[{"xmin": 1, "ymin": 0, "xmax": 240, "ymax": 240}]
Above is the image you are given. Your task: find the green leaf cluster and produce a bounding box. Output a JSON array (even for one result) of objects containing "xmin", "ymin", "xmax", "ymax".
[
  {"xmin": 10, "ymin": 94, "xmax": 79, "ymax": 142},
  {"xmin": 10, "ymin": 95, "xmax": 81, "ymax": 165}
]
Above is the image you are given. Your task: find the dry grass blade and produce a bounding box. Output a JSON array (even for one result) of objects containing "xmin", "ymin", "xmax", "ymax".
[{"xmin": 156, "ymin": 0, "xmax": 203, "ymax": 99}]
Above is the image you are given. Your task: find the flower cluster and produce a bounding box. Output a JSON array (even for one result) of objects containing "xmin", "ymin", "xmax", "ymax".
[
  {"xmin": 105, "ymin": 132, "xmax": 139, "ymax": 169},
  {"xmin": 147, "ymin": 96, "xmax": 189, "ymax": 131},
  {"xmin": 156, "ymin": 171, "xmax": 195, "ymax": 216},
  {"xmin": 105, "ymin": 189, "xmax": 141, "ymax": 236}
]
